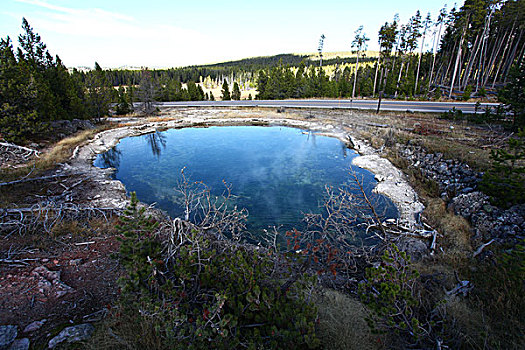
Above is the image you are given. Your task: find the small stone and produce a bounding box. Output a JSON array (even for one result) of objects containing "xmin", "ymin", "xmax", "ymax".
[
  {"xmin": 460, "ymin": 187, "xmax": 474, "ymax": 194},
  {"xmin": 8, "ymin": 338, "xmax": 29, "ymax": 350},
  {"xmin": 23, "ymin": 319, "xmax": 46, "ymax": 333},
  {"xmin": 69, "ymin": 259, "xmax": 82, "ymax": 266},
  {"xmin": 48, "ymin": 324, "xmax": 94, "ymax": 349},
  {"xmin": 0, "ymin": 325, "xmax": 17, "ymax": 350}
]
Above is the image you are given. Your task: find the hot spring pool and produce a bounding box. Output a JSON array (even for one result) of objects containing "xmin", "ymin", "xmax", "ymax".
[{"xmin": 94, "ymin": 126, "xmax": 397, "ymax": 241}]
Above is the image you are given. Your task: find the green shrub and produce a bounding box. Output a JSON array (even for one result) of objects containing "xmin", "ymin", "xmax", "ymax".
[
  {"xmin": 480, "ymin": 129, "xmax": 525, "ymax": 208},
  {"xmin": 462, "ymin": 85, "xmax": 472, "ymax": 101},
  {"xmin": 434, "ymin": 86, "xmax": 442, "ymax": 100},
  {"xmin": 358, "ymin": 244, "xmax": 444, "ymax": 346},
  {"xmin": 478, "ymin": 87, "xmax": 486, "ymax": 97},
  {"xmin": 114, "ymin": 192, "xmax": 320, "ymax": 350},
  {"xmin": 440, "ymin": 107, "xmax": 464, "ymax": 121}
]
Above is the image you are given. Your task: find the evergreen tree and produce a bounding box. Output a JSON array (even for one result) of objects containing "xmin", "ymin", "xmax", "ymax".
[
  {"xmin": 86, "ymin": 62, "xmax": 113, "ymax": 120},
  {"xmin": 351, "ymin": 26, "xmax": 369, "ymax": 98},
  {"xmin": 137, "ymin": 68, "xmax": 157, "ymax": 115},
  {"xmin": 186, "ymin": 81, "xmax": 200, "ymax": 100},
  {"xmin": 499, "ymin": 61, "xmax": 525, "ymax": 128},
  {"xmin": 232, "ymin": 82, "xmax": 241, "ymax": 100},
  {"xmin": 0, "ymin": 37, "xmax": 41, "ymax": 142},
  {"xmin": 221, "ymin": 80, "xmax": 231, "ymax": 100},
  {"xmin": 256, "ymin": 70, "xmax": 268, "ymax": 99},
  {"xmin": 115, "ymin": 85, "xmax": 131, "ymax": 115}
]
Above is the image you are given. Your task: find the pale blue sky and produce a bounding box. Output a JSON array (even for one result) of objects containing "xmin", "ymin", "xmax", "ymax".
[{"xmin": 1, "ymin": 0, "xmax": 461, "ymax": 68}]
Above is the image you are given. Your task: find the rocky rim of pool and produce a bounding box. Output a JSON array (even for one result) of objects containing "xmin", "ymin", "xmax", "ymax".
[{"xmin": 65, "ymin": 113, "xmax": 424, "ymax": 235}]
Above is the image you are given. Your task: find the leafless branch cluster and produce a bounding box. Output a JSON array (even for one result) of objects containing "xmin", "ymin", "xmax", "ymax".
[
  {"xmin": 175, "ymin": 168, "xmax": 248, "ymax": 240},
  {"xmin": 0, "ymin": 142, "xmax": 40, "ymax": 165},
  {"xmin": 0, "ymin": 202, "xmax": 118, "ymax": 237},
  {"xmin": 258, "ymin": 169, "xmax": 438, "ymax": 291}
]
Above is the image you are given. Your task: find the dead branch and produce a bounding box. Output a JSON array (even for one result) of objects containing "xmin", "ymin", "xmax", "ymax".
[
  {"xmin": 472, "ymin": 239, "xmax": 495, "ymax": 258},
  {"xmin": 175, "ymin": 169, "xmax": 247, "ymax": 240},
  {"xmin": 0, "ymin": 142, "xmax": 40, "ymax": 157},
  {"xmin": 74, "ymin": 241, "xmax": 96, "ymax": 246},
  {"xmin": 0, "ymin": 258, "xmax": 39, "ymax": 265},
  {"xmin": 0, "ymin": 203, "xmax": 119, "ymax": 237},
  {"xmin": 0, "ymin": 172, "xmax": 86, "ymax": 187},
  {"xmin": 349, "ymin": 170, "xmax": 387, "ymax": 237}
]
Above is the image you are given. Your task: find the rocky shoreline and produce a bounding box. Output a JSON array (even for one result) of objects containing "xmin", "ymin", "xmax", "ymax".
[
  {"xmin": 67, "ymin": 114, "xmax": 425, "ymax": 229},
  {"xmin": 397, "ymin": 141, "xmax": 524, "ymax": 244}
]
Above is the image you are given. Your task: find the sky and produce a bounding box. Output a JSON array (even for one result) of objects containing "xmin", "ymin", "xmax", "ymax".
[{"xmin": 1, "ymin": 0, "xmax": 462, "ymax": 69}]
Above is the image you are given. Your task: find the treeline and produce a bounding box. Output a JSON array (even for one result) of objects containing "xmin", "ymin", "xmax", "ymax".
[
  {"xmin": 257, "ymin": 0, "xmax": 524, "ymax": 102},
  {"xmin": 0, "ymin": 18, "xmax": 114, "ymax": 142},
  {"xmin": 97, "ymin": 54, "xmax": 377, "ymax": 88},
  {"xmin": 256, "ymin": 62, "xmax": 372, "ymax": 99}
]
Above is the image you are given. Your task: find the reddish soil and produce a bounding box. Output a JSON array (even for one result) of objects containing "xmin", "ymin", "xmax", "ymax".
[{"xmin": 0, "ymin": 235, "xmax": 122, "ymax": 343}]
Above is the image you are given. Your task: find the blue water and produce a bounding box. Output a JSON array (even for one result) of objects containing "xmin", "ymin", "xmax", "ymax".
[{"xmin": 94, "ymin": 126, "xmax": 397, "ymax": 241}]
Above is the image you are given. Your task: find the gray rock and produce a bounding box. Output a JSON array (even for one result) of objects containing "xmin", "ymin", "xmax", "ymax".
[
  {"xmin": 50, "ymin": 120, "xmax": 75, "ymax": 134},
  {"xmin": 48, "ymin": 324, "xmax": 94, "ymax": 349},
  {"xmin": 71, "ymin": 119, "xmax": 95, "ymax": 130},
  {"xmin": 23, "ymin": 320, "xmax": 46, "ymax": 333},
  {"xmin": 8, "ymin": 338, "xmax": 29, "ymax": 350},
  {"xmin": 449, "ymin": 192, "xmax": 490, "ymax": 219},
  {"xmin": 0, "ymin": 326, "xmax": 17, "ymax": 350},
  {"xmin": 397, "ymin": 238, "xmax": 428, "ymax": 261},
  {"xmin": 460, "ymin": 187, "xmax": 474, "ymax": 194}
]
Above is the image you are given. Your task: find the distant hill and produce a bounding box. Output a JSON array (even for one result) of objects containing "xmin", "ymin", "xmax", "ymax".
[
  {"xmin": 188, "ymin": 51, "xmax": 378, "ymax": 70},
  {"xmin": 101, "ymin": 52, "xmax": 379, "ymax": 86}
]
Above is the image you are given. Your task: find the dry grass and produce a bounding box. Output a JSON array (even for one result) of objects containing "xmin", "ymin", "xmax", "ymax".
[
  {"xmin": 39, "ymin": 129, "xmax": 98, "ymax": 167},
  {"xmin": 445, "ymin": 298, "xmax": 491, "ymax": 349},
  {"xmin": 86, "ymin": 307, "xmax": 166, "ymax": 350},
  {"xmin": 313, "ymin": 288, "xmax": 384, "ymax": 350},
  {"xmin": 424, "ymin": 198, "xmax": 472, "ymax": 261},
  {"xmin": 0, "ymin": 129, "xmax": 98, "ymax": 185}
]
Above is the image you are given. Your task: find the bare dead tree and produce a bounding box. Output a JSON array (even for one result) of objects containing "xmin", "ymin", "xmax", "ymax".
[{"xmin": 175, "ymin": 168, "xmax": 248, "ymax": 240}]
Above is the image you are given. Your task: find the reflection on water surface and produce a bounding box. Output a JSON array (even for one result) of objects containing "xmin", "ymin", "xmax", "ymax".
[{"xmin": 94, "ymin": 126, "xmax": 397, "ymax": 241}]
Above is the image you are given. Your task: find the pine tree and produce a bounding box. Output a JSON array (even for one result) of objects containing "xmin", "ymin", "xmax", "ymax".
[
  {"xmin": 0, "ymin": 36, "xmax": 42, "ymax": 142},
  {"xmin": 499, "ymin": 61, "xmax": 525, "ymax": 128},
  {"xmin": 86, "ymin": 62, "xmax": 113, "ymax": 120},
  {"xmin": 232, "ymin": 82, "xmax": 241, "ymax": 100},
  {"xmin": 137, "ymin": 68, "xmax": 157, "ymax": 115},
  {"xmin": 116, "ymin": 86, "xmax": 131, "ymax": 115},
  {"xmin": 351, "ymin": 26, "xmax": 369, "ymax": 98},
  {"xmin": 221, "ymin": 80, "xmax": 231, "ymax": 100}
]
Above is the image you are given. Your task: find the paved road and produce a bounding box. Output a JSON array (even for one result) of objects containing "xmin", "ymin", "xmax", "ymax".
[{"xmin": 158, "ymin": 99, "xmax": 500, "ymax": 114}]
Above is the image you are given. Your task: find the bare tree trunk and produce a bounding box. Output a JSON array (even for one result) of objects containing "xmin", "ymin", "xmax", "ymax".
[
  {"xmin": 428, "ymin": 21, "xmax": 444, "ymax": 92},
  {"xmin": 503, "ymin": 29, "xmax": 523, "ymax": 82},
  {"xmin": 476, "ymin": 14, "xmax": 492, "ymax": 92},
  {"xmin": 492, "ymin": 20, "xmax": 516, "ymax": 88},
  {"xmin": 442, "ymin": 41, "xmax": 459, "ymax": 86},
  {"xmin": 449, "ymin": 20, "xmax": 468, "ymax": 98},
  {"xmin": 373, "ymin": 50, "xmax": 381, "ymax": 97},
  {"xmin": 379, "ymin": 66, "xmax": 385, "ymax": 93},
  {"xmin": 415, "ymin": 30, "xmax": 427, "ymax": 95},
  {"xmin": 352, "ymin": 51, "xmax": 360, "ymax": 98},
  {"xmin": 461, "ymin": 33, "xmax": 481, "ymax": 90},
  {"xmin": 483, "ymin": 32, "xmax": 506, "ymax": 86},
  {"xmin": 394, "ymin": 58, "xmax": 404, "ymax": 98}
]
